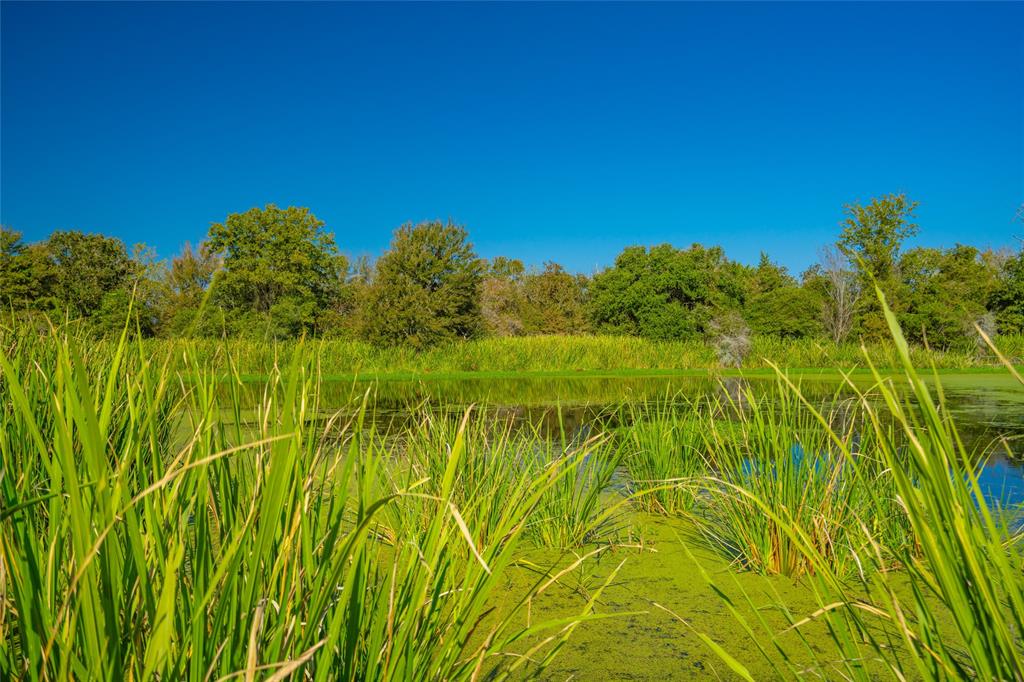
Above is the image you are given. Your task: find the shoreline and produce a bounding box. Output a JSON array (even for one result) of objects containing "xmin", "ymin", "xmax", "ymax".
[{"xmin": 231, "ymin": 365, "xmax": 1024, "ymax": 383}]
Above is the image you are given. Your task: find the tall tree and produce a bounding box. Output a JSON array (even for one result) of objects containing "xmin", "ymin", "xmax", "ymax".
[
  {"xmin": 45, "ymin": 230, "xmax": 138, "ymax": 318},
  {"xmin": 990, "ymin": 248, "xmax": 1024, "ymax": 335},
  {"xmin": 160, "ymin": 242, "xmax": 223, "ymax": 335},
  {"xmin": 319, "ymin": 254, "xmax": 375, "ymax": 339},
  {"xmin": 898, "ymin": 244, "xmax": 996, "ymax": 348},
  {"xmin": 588, "ymin": 243, "xmax": 745, "ymax": 340},
  {"xmin": 837, "ymin": 193, "xmax": 919, "ymax": 338},
  {"xmin": 520, "ymin": 262, "xmax": 589, "ymax": 335},
  {"xmin": 746, "ymin": 286, "xmax": 823, "ymax": 339},
  {"xmin": 480, "ymin": 257, "xmax": 525, "ymax": 337},
  {"xmin": 749, "ymin": 252, "xmax": 794, "ymax": 295},
  {"xmin": 0, "ymin": 229, "xmax": 58, "ymax": 314},
  {"xmin": 1, "ymin": 227, "xmax": 35, "ymax": 309},
  {"xmin": 362, "ymin": 220, "xmax": 483, "ymax": 347},
  {"xmin": 207, "ymin": 204, "xmax": 345, "ymax": 337}
]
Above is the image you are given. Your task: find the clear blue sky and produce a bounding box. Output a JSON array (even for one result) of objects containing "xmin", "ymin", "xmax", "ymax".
[{"xmin": 2, "ymin": 2, "xmax": 1022, "ymax": 275}]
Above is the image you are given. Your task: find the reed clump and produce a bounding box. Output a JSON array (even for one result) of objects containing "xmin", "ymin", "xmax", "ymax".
[
  {"xmin": 694, "ymin": 383, "xmax": 914, "ymax": 578},
  {"xmin": 685, "ymin": 294, "xmax": 1024, "ymax": 680},
  {"xmin": 622, "ymin": 398, "xmax": 709, "ymax": 516},
  {"xmin": 619, "ymin": 383, "xmax": 914, "ymax": 579},
  {"xmin": 0, "ymin": 328, "xmax": 618, "ymax": 681}
]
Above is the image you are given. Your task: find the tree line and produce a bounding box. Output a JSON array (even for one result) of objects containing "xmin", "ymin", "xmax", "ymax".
[{"xmin": 2, "ymin": 194, "xmax": 1022, "ymax": 351}]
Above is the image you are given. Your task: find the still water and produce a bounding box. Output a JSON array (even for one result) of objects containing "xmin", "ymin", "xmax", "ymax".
[{"xmin": 311, "ymin": 371, "xmax": 1024, "ymax": 505}]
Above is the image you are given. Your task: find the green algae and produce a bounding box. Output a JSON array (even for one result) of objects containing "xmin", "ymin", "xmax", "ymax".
[
  {"xmin": 195, "ymin": 372, "xmax": 1021, "ymax": 678},
  {"xmin": 483, "ymin": 509, "xmax": 948, "ymax": 680}
]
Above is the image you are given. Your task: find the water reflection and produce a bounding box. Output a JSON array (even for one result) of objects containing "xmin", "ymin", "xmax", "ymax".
[{"xmin": 235, "ymin": 371, "xmax": 1024, "ymax": 503}]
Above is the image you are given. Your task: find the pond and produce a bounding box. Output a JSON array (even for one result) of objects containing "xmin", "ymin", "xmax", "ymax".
[
  {"xmin": 322, "ymin": 370, "xmax": 1024, "ymax": 505},
  {"xmin": 317, "ymin": 369, "xmax": 1023, "ymax": 679}
]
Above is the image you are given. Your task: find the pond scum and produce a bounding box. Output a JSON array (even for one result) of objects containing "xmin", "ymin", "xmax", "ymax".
[{"xmin": 1, "ymin": 294, "xmax": 1022, "ymax": 680}]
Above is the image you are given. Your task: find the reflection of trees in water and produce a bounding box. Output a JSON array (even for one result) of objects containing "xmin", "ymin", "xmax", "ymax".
[
  {"xmin": 223, "ymin": 373, "xmax": 1024, "ymax": 460},
  {"xmin": 294, "ymin": 373, "xmax": 1024, "ymax": 505}
]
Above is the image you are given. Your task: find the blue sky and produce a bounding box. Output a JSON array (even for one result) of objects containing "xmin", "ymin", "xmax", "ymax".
[{"xmin": 2, "ymin": 2, "xmax": 1022, "ymax": 275}]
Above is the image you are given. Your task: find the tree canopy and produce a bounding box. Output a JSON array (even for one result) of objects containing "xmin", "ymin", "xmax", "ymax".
[
  {"xmin": 362, "ymin": 220, "xmax": 483, "ymax": 348},
  {"xmin": 208, "ymin": 204, "xmax": 346, "ymax": 338},
  {"xmin": 838, "ymin": 193, "xmax": 919, "ymax": 338},
  {"xmin": 3, "ymin": 196, "xmax": 1021, "ymax": 353},
  {"xmin": 588, "ymin": 244, "xmax": 746, "ymax": 340}
]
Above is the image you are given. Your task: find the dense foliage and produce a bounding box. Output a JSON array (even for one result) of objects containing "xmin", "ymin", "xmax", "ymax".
[
  {"xmin": 361, "ymin": 220, "xmax": 483, "ymax": 348},
  {"xmin": 2, "ymin": 195, "xmax": 1022, "ymax": 353}
]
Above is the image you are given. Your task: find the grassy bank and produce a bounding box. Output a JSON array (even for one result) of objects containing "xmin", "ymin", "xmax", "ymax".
[
  {"xmin": 5, "ymin": 328, "xmax": 1023, "ymax": 379},
  {"xmin": 195, "ymin": 333, "xmax": 1024, "ymax": 375}
]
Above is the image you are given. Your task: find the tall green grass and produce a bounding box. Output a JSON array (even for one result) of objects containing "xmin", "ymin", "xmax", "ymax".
[
  {"xmin": 528, "ymin": 412, "xmax": 625, "ymax": 548},
  {"xmin": 0, "ymin": 328, "xmax": 618, "ymax": 680},
  {"xmin": 692, "ymin": 382, "xmax": 914, "ymax": 578},
  {"xmin": 687, "ymin": 295, "xmax": 1024, "ymax": 679},
  {"xmin": 377, "ymin": 407, "xmax": 621, "ymax": 550},
  {"xmin": 4, "ymin": 313, "xmax": 1023, "ymax": 680},
  {"xmin": 622, "ymin": 398, "xmax": 709, "ymax": 516},
  {"xmin": 13, "ymin": 329, "xmax": 1019, "ymax": 380}
]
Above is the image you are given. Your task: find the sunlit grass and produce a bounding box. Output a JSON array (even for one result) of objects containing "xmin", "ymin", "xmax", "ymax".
[
  {"xmin": 0, "ymin": 326, "xmax": 620, "ymax": 680},
  {"xmin": 683, "ymin": 292, "xmax": 1024, "ymax": 680},
  {"xmin": 8, "ymin": 327, "xmax": 1018, "ymax": 379},
  {"xmin": 622, "ymin": 397, "xmax": 709, "ymax": 516},
  {"xmin": 692, "ymin": 382, "xmax": 914, "ymax": 578},
  {"xmin": 3, "ymin": 311, "xmax": 1023, "ymax": 680}
]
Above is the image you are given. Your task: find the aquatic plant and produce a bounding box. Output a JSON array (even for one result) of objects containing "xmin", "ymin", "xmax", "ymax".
[
  {"xmin": 526, "ymin": 411, "xmax": 625, "ymax": 548},
  {"xmin": 691, "ymin": 380, "xmax": 913, "ymax": 578},
  {"xmin": 622, "ymin": 396, "xmax": 709, "ymax": 516},
  {"xmin": 0, "ymin": 326, "xmax": 612, "ymax": 680},
  {"xmin": 689, "ymin": 293, "xmax": 1024, "ymax": 679}
]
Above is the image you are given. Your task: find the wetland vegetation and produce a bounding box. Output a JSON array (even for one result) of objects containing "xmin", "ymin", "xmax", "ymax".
[
  {"xmin": 3, "ymin": 195, "xmax": 1024, "ymax": 682},
  {"xmin": 4, "ymin": 3, "xmax": 1023, "ymax": 679},
  {"xmin": 2, "ymin": 297, "xmax": 1023, "ymax": 680},
  {"xmin": 3, "ymin": 186, "xmax": 1024, "ymax": 681}
]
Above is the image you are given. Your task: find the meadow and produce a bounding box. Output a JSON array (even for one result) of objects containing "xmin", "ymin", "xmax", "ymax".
[{"xmin": 2, "ymin": 307, "xmax": 1023, "ymax": 680}]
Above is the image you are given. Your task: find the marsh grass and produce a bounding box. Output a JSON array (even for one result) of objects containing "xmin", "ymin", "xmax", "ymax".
[
  {"xmin": 692, "ymin": 381, "xmax": 914, "ymax": 578},
  {"xmin": 0, "ymin": 326, "xmax": 623, "ymax": 681},
  {"xmin": 687, "ymin": 293, "xmax": 1024, "ymax": 680},
  {"xmin": 28, "ymin": 331, "xmax": 1022, "ymax": 380},
  {"xmin": 622, "ymin": 397, "xmax": 709, "ymax": 516},
  {"xmin": 3, "ymin": 312, "xmax": 1023, "ymax": 681},
  {"xmin": 528, "ymin": 411, "xmax": 626, "ymax": 548}
]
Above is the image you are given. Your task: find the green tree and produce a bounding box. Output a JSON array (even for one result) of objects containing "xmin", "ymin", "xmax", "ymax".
[
  {"xmin": 837, "ymin": 193, "xmax": 919, "ymax": 338},
  {"xmin": 746, "ymin": 286, "xmax": 824, "ymax": 339},
  {"xmin": 362, "ymin": 220, "xmax": 483, "ymax": 347},
  {"xmin": 1, "ymin": 227, "xmax": 36, "ymax": 309},
  {"xmin": 45, "ymin": 230, "xmax": 139, "ymax": 319},
  {"xmin": 159, "ymin": 242, "xmax": 224, "ymax": 336},
  {"xmin": 520, "ymin": 262, "xmax": 589, "ymax": 335},
  {"xmin": 320, "ymin": 254, "xmax": 375, "ymax": 339},
  {"xmin": 989, "ymin": 248, "xmax": 1024, "ymax": 335},
  {"xmin": 749, "ymin": 252, "xmax": 794, "ymax": 296},
  {"xmin": 899, "ymin": 245, "xmax": 996, "ymax": 349},
  {"xmin": 207, "ymin": 204, "xmax": 345, "ymax": 337},
  {"xmin": 588, "ymin": 243, "xmax": 745, "ymax": 340},
  {"xmin": 486, "ymin": 256, "xmax": 526, "ymax": 281}
]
